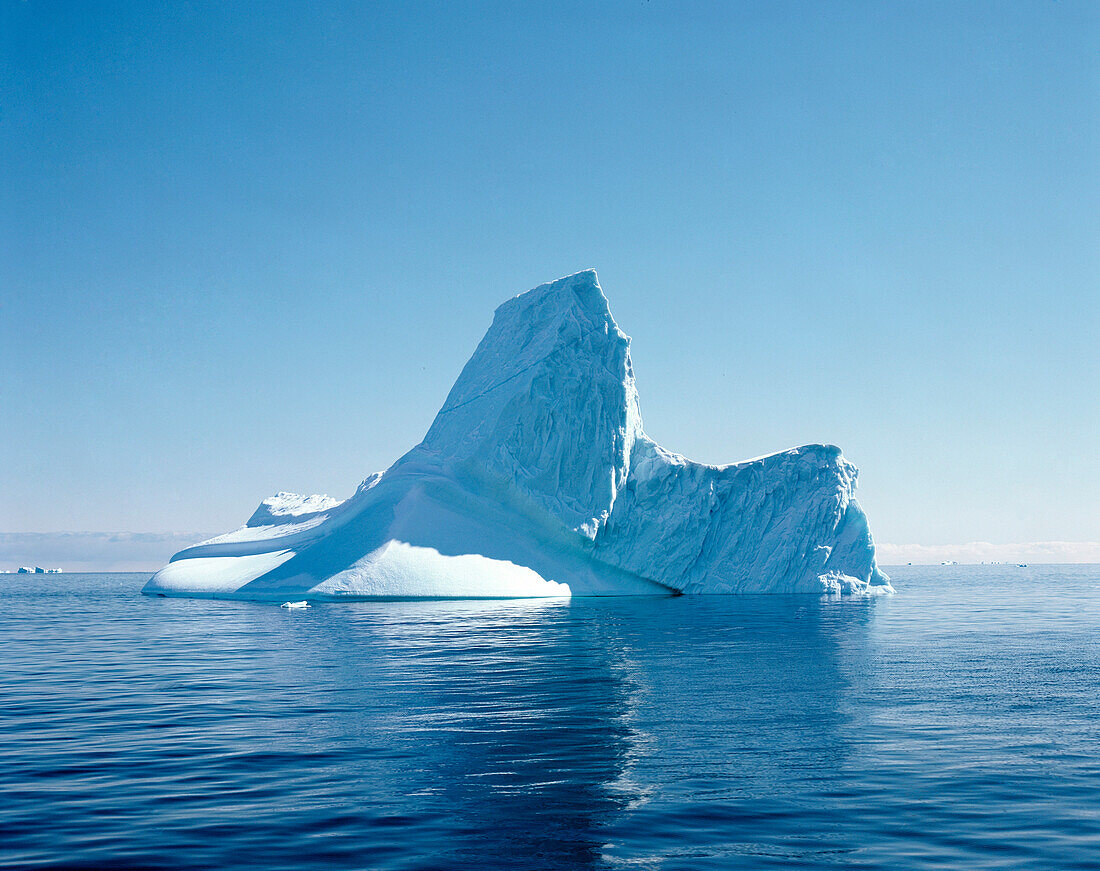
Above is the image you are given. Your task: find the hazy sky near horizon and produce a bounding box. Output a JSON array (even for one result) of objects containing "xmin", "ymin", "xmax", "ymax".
[{"xmin": 2, "ymin": 1, "xmax": 1097, "ymax": 546}]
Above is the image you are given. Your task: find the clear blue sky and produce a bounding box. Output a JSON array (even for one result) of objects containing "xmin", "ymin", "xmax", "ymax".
[{"xmin": 2, "ymin": 1, "xmax": 1097, "ymax": 546}]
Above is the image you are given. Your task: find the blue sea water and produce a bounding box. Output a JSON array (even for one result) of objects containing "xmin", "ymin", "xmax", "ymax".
[{"xmin": 1, "ymin": 566, "xmax": 1098, "ymax": 870}]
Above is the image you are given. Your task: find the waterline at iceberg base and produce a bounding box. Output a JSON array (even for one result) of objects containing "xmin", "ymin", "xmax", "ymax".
[{"xmin": 144, "ymin": 270, "xmax": 891, "ymax": 601}]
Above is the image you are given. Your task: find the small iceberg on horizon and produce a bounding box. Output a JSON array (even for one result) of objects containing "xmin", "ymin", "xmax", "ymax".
[{"xmin": 143, "ymin": 270, "xmax": 891, "ymax": 602}]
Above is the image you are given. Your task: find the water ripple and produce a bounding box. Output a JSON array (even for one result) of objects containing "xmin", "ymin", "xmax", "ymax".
[{"xmin": 1, "ymin": 566, "xmax": 1099, "ymax": 868}]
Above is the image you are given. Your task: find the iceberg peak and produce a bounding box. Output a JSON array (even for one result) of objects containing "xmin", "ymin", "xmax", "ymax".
[
  {"xmin": 415, "ymin": 267, "xmax": 640, "ymax": 538},
  {"xmin": 502, "ymin": 268, "xmax": 605, "ymax": 311},
  {"xmin": 144, "ymin": 271, "xmax": 890, "ymax": 601}
]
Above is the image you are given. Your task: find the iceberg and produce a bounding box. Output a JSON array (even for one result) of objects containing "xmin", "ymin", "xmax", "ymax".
[{"xmin": 144, "ymin": 270, "xmax": 891, "ymax": 601}]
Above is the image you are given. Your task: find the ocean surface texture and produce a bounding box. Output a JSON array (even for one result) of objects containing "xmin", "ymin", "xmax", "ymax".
[{"xmin": 1, "ymin": 565, "xmax": 1098, "ymax": 870}]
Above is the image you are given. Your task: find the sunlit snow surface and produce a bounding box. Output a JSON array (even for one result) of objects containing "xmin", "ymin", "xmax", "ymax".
[{"xmin": 144, "ymin": 270, "xmax": 890, "ymax": 600}]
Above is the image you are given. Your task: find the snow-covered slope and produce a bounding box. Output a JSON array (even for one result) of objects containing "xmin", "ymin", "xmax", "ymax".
[{"xmin": 144, "ymin": 270, "xmax": 891, "ymax": 601}]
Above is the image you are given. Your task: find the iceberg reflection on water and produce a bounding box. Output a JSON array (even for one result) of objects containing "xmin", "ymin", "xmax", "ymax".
[{"xmin": 7, "ymin": 566, "xmax": 1100, "ymax": 868}]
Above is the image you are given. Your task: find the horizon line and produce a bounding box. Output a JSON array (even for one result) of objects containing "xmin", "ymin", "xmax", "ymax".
[{"xmin": 1, "ymin": 532, "xmax": 1098, "ymax": 572}]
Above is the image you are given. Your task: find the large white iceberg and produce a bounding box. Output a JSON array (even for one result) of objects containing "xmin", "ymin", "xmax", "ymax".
[{"xmin": 144, "ymin": 270, "xmax": 891, "ymax": 601}]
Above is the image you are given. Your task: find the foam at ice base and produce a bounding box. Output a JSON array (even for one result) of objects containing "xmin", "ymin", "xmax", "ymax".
[{"xmin": 144, "ymin": 270, "xmax": 891, "ymax": 601}]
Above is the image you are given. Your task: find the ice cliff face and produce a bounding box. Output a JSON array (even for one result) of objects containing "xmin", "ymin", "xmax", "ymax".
[
  {"xmin": 410, "ymin": 273, "xmax": 639, "ymax": 540},
  {"xmin": 144, "ymin": 270, "xmax": 891, "ymax": 600}
]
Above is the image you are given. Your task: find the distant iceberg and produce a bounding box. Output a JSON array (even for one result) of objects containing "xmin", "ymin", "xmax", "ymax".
[{"xmin": 144, "ymin": 270, "xmax": 891, "ymax": 601}]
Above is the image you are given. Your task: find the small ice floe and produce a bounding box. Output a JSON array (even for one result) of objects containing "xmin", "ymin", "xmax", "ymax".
[{"xmin": 280, "ymin": 600, "xmax": 310, "ymax": 609}]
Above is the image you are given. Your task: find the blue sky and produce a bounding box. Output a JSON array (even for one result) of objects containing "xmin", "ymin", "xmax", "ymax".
[{"xmin": 2, "ymin": 1, "xmax": 1097, "ymax": 548}]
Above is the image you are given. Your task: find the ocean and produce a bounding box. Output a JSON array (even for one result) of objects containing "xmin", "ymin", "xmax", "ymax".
[{"xmin": 1, "ymin": 565, "xmax": 1098, "ymax": 869}]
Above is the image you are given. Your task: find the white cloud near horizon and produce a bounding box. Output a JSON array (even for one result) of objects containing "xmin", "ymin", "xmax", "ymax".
[
  {"xmin": 0, "ymin": 532, "xmax": 216, "ymax": 573},
  {"xmin": 877, "ymin": 541, "xmax": 1100, "ymax": 565}
]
